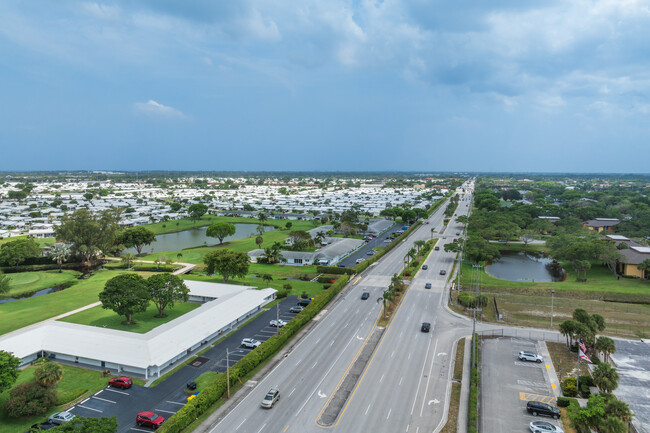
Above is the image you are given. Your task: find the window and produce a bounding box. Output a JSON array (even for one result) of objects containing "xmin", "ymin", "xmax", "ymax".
[{"xmin": 294, "ymin": 259, "xmax": 303, "ymax": 264}]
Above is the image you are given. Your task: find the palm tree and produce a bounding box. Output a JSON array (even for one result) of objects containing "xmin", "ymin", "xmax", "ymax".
[
  {"xmin": 255, "ymin": 235, "xmax": 264, "ymax": 248},
  {"xmin": 604, "ymin": 399, "xmax": 633, "ymax": 424},
  {"xmin": 176, "ymin": 252, "xmax": 183, "ymax": 263},
  {"xmin": 414, "ymin": 240, "xmax": 425, "ymax": 253},
  {"xmin": 559, "ymin": 320, "xmax": 577, "ymax": 348},
  {"xmin": 262, "ymin": 274, "xmax": 273, "ymax": 285},
  {"xmin": 258, "ymin": 212, "xmax": 268, "ymax": 225},
  {"xmin": 595, "ymin": 336, "xmax": 617, "ymax": 363},
  {"xmin": 592, "ymin": 363, "xmax": 620, "ymax": 393},
  {"xmin": 638, "ymin": 258, "xmax": 650, "ymax": 280},
  {"xmin": 407, "ymin": 248, "xmax": 417, "ymax": 263},
  {"xmin": 121, "ymin": 252, "xmax": 136, "ymax": 270},
  {"xmin": 598, "ymin": 416, "xmax": 626, "ymax": 433},
  {"xmin": 377, "ymin": 288, "xmax": 396, "ymax": 320},
  {"xmin": 430, "ymin": 228, "xmax": 435, "ymax": 240},
  {"xmin": 391, "ymin": 273, "xmax": 404, "ymax": 292},
  {"xmin": 48, "ymin": 243, "xmax": 71, "ymax": 273},
  {"xmin": 34, "ymin": 362, "xmax": 63, "ymax": 388}
]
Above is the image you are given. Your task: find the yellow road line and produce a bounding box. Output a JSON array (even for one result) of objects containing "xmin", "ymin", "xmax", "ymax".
[
  {"xmin": 353, "ymin": 276, "xmax": 362, "ymax": 285},
  {"xmin": 519, "ymin": 392, "xmax": 556, "ymax": 404},
  {"xmin": 283, "ymin": 425, "xmax": 289, "ymax": 432}
]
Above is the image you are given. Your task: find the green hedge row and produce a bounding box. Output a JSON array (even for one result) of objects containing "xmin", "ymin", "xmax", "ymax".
[
  {"xmin": 158, "ymin": 275, "xmax": 350, "ymax": 433},
  {"xmin": 317, "ymin": 266, "xmax": 355, "ymax": 275}
]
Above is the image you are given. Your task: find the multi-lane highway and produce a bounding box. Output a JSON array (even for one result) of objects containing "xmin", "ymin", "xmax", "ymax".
[{"xmin": 209, "ymin": 182, "xmax": 475, "ymax": 433}]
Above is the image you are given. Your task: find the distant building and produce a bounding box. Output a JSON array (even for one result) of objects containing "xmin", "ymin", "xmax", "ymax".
[{"xmin": 583, "ymin": 218, "xmax": 620, "ymax": 232}]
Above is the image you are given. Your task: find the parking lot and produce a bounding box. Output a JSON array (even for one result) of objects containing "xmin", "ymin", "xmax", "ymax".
[
  {"xmin": 481, "ymin": 337, "xmax": 561, "ymax": 433},
  {"xmin": 65, "ymin": 296, "xmax": 303, "ymax": 432}
]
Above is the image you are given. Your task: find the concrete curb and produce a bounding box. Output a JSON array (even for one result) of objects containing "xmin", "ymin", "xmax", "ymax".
[{"xmin": 457, "ymin": 337, "xmax": 471, "ymax": 433}]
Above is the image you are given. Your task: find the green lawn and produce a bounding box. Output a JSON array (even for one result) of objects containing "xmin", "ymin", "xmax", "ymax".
[
  {"xmin": 0, "ymin": 270, "xmax": 138, "ymax": 336},
  {"xmin": 183, "ymin": 273, "xmax": 326, "ymax": 298},
  {"xmin": 59, "ymin": 302, "xmax": 202, "ymax": 333},
  {"xmin": 0, "ymin": 235, "xmax": 55, "ymax": 248},
  {"xmin": 0, "ymin": 363, "xmax": 112, "ymax": 433},
  {"xmin": 2, "ymin": 270, "xmax": 79, "ymax": 298}
]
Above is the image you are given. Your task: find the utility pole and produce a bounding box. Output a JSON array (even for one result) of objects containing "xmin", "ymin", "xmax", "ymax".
[{"xmin": 226, "ymin": 348, "xmax": 230, "ymax": 398}]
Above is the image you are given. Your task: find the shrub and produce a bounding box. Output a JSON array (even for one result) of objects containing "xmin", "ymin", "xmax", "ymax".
[
  {"xmin": 6, "ymin": 381, "xmax": 57, "ymax": 418},
  {"xmin": 323, "ymin": 284, "xmax": 331, "ymax": 290},
  {"xmin": 317, "ymin": 275, "xmax": 336, "ymax": 284},
  {"xmin": 562, "ymin": 377, "xmax": 578, "ymax": 397},
  {"xmin": 316, "ymin": 266, "xmax": 355, "ymax": 275},
  {"xmin": 557, "ymin": 397, "xmax": 573, "ymax": 407},
  {"xmin": 411, "ymin": 260, "xmax": 420, "ymax": 269},
  {"xmin": 275, "ymin": 288, "xmax": 289, "ymax": 299}
]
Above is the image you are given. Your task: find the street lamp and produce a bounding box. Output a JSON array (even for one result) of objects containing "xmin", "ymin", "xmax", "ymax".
[{"xmin": 550, "ymin": 290, "xmax": 555, "ymax": 329}]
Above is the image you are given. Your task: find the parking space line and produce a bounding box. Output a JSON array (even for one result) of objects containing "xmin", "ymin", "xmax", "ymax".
[
  {"xmin": 92, "ymin": 396, "xmax": 117, "ymax": 404},
  {"xmin": 519, "ymin": 392, "xmax": 556, "ymax": 404},
  {"xmin": 77, "ymin": 405, "xmax": 103, "ymax": 413},
  {"xmin": 130, "ymin": 428, "xmax": 151, "ymax": 432},
  {"xmin": 166, "ymin": 401, "xmax": 186, "ymax": 406},
  {"xmin": 154, "ymin": 409, "xmax": 177, "ymax": 414},
  {"xmin": 105, "ymin": 388, "xmax": 129, "ymax": 395}
]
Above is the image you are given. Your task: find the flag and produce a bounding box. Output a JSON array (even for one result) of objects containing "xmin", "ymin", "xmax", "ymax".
[
  {"xmin": 578, "ymin": 338, "xmax": 587, "ymax": 354},
  {"xmin": 579, "ymin": 349, "xmax": 592, "ymax": 363}
]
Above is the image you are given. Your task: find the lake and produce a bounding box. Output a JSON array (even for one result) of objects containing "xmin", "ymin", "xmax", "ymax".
[
  {"xmin": 126, "ymin": 224, "xmax": 274, "ymax": 254},
  {"xmin": 485, "ymin": 251, "xmax": 563, "ymax": 283}
]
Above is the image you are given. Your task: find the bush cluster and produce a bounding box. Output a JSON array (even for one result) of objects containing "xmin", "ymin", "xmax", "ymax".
[
  {"xmin": 316, "ymin": 266, "xmax": 355, "ymax": 275},
  {"xmin": 6, "ymin": 381, "xmax": 57, "ymax": 418},
  {"xmin": 457, "ymin": 293, "xmax": 488, "ymax": 308},
  {"xmin": 158, "ymin": 275, "xmax": 350, "ymax": 433},
  {"xmin": 562, "ymin": 377, "xmax": 578, "ymax": 397}
]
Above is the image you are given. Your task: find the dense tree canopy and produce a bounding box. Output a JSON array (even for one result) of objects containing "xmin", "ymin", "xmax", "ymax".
[
  {"xmin": 147, "ymin": 274, "xmax": 189, "ymax": 317},
  {"xmin": 203, "ymin": 249, "xmax": 250, "ymax": 282},
  {"xmin": 55, "ymin": 208, "xmax": 121, "ymax": 261},
  {"xmin": 99, "ymin": 274, "xmax": 150, "ymax": 324},
  {"xmin": 206, "ymin": 222, "xmax": 236, "ymax": 244},
  {"xmin": 118, "ymin": 226, "xmax": 156, "ymax": 255},
  {"xmin": 0, "ymin": 238, "xmax": 41, "ymax": 267},
  {"xmin": 0, "ymin": 350, "xmax": 21, "ymax": 393}
]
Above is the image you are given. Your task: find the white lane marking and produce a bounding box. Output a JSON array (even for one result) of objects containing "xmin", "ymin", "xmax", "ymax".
[
  {"xmin": 420, "ymin": 339, "xmax": 439, "ymax": 417},
  {"xmin": 289, "ymin": 388, "xmax": 296, "ymax": 397},
  {"xmin": 130, "ymin": 428, "xmax": 151, "ymax": 432},
  {"xmin": 387, "ymin": 408, "xmax": 392, "ymax": 420},
  {"xmin": 78, "ymin": 405, "xmax": 102, "ymax": 413},
  {"xmin": 166, "ymin": 401, "xmax": 185, "ymax": 406},
  {"xmin": 391, "ymin": 350, "xmax": 395, "ymax": 358},
  {"xmin": 81, "ymin": 398, "xmax": 90, "ymax": 404},
  {"xmin": 312, "ymin": 362, "xmax": 318, "ymax": 369},
  {"xmin": 406, "ymin": 424, "xmax": 409, "ymax": 432},
  {"xmin": 256, "ymin": 423, "xmax": 267, "ymax": 433},
  {"xmin": 295, "ymin": 358, "xmax": 303, "ymax": 366},
  {"xmin": 329, "ymin": 340, "xmax": 335, "ymax": 347},
  {"xmin": 365, "ymin": 403, "xmax": 371, "ymax": 415},
  {"xmin": 92, "ymin": 396, "xmax": 116, "ymax": 404},
  {"xmin": 316, "ymin": 337, "xmax": 322, "ymax": 344},
  {"xmin": 380, "ymin": 374, "xmax": 385, "ymax": 383},
  {"xmin": 399, "ymin": 377, "xmax": 403, "ymax": 386},
  {"xmin": 94, "ymin": 390, "xmax": 103, "ymax": 396},
  {"xmin": 104, "ymin": 388, "xmax": 129, "ymax": 395},
  {"xmin": 154, "ymin": 409, "xmax": 177, "ymax": 414},
  {"xmin": 410, "ymin": 337, "xmax": 433, "ymax": 415},
  {"xmin": 236, "ymin": 419, "xmax": 246, "ymax": 430},
  {"xmin": 408, "ymin": 352, "xmax": 411, "ymax": 360}
]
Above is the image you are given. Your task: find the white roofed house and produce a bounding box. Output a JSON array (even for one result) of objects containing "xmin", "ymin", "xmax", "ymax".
[{"xmin": 249, "ymin": 237, "xmax": 363, "ymax": 266}]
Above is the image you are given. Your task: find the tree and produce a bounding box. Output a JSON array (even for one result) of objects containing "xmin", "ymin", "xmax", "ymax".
[
  {"xmin": 285, "ymin": 221, "xmax": 293, "ymax": 229},
  {"xmin": 147, "ymin": 274, "xmax": 189, "ymax": 317},
  {"xmin": 592, "ymin": 363, "xmax": 620, "ymax": 393},
  {"xmin": 377, "ymin": 288, "xmax": 396, "ymax": 320},
  {"xmin": 203, "ymin": 249, "xmax": 250, "ymax": 282},
  {"xmin": 188, "ymin": 203, "xmax": 208, "ymax": 224},
  {"xmin": 520, "ymin": 230, "xmax": 535, "ymax": 246},
  {"xmin": 121, "ymin": 252, "xmax": 136, "ymax": 270},
  {"xmin": 0, "ymin": 238, "xmax": 41, "ymax": 267},
  {"xmin": 456, "ymin": 215, "xmax": 469, "ymax": 226},
  {"xmin": 638, "ymin": 258, "xmax": 650, "ymax": 280},
  {"xmin": 464, "ymin": 236, "xmax": 501, "ymax": 265},
  {"xmin": 599, "ymin": 241, "xmax": 624, "ymax": 276},
  {"xmin": 206, "ymin": 222, "xmax": 236, "ymax": 245},
  {"xmin": 287, "ymin": 230, "xmax": 314, "ymax": 250},
  {"xmin": 262, "ymin": 274, "xmax": 273, "ymax": 285},
  {"xmin": 599, "ymin": 417, "xmax": 627, "ymax": 433},
  {"xmin": 118, "ymin": 227, "xmax": 156, "ymax": 256},
  {"xmin": 414, "ymin": 240, "xmax": 426, "ymax": 253},
  {"xmin": 559, "ymin": 320, "xmax": 578, "ymax": 347},
  {"xmin": 7, "ymin": 190, "xmax": 27, "ymax": 200},
  {"xmin": 34, "ymin": 361, "xmax": 64, "ymax": 388},
  {"xmin": 255, "ymin": 235, "xmax": 264, "ymax": 248},
  {"xmin": 0, "ymin": 350, "xmax": 21, "ymax": 393},
  {"xmin": 55, "ymin": 209, "xmax": 120, "ymax": 262},
  {"xmin": 5, "ymin": 381, "xmax": 56, "ymax": 418},
  {"xmin": 258, "ymin": 212, "xmax": 268, "ymax": 225},
  {"xmin": 604, "ymin": 399, "xmax": 633, "ymax": 424},
  {"xmin": 98, "ymin": 274, "xmax": 150, "ymax": 325},
  {"xmin": 262, "ymin": 242, "xmax": 285, "ymax": 264},
  {"xmin": 170, "ymin": 202, "xmax": 182, "ymax": 212},
  {"xmin": 0, "ymin": 271, "xmax": 10, "ymax": 295},
  {"xmin": 48, "ymin": 243, "xmax": 71, "ymax": 273},
  {"xmin": 54, "ymin": 416, "xmax": 119, "ymax": 433},
  {"xmin": 595, "ymin": 336, "xmax": 617, "ymax": 363}
]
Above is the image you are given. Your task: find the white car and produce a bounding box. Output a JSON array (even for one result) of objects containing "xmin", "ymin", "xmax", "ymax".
[
  {"xmin": 519, "ymin": 351, "xmax": 543, "ymax": 363},
  {"xmin": 269, "ymin": 319, "xmax": 287, "ymax": 328},
  {"xmin": 529, "ymin": 421, "xmax": 564, "ymax": 433},
  {"xmin": 49, "ymin": 411, "xmax": 75, "ymax": 425},
  {"xmin": 355, "ymin": 258, "xmax": 365, "ymax": 264},
  {"xmin": 241, "ymin": 338, "xmax": 261, "ymax": 348}
]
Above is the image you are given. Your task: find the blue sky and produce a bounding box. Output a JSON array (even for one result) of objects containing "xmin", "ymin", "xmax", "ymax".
[{"xmin": 1, "ymin": 0, "xmax": 649, "ymax": 173}]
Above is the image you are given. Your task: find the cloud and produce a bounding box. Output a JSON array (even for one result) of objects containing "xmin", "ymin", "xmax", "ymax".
[{"xmin": 133, "ymin": 100, "xmax": 186, "ymax": 118}]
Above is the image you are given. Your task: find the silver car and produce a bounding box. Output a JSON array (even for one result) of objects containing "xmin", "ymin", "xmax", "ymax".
[
  {"xmin": 261, "ymin": 388, "xmax": 280, "ymax": 408},
  {"xmin": 241, "ymin": 338, "xmax": 261, "ymax": 348},
  {"xmin": 49, "ymin": 411, "xmax": 75, "ymax": 425},
  {"xmin": 529, "ymin": 421, "xmax": 564, "ymax": 433},
  {"xmin": 519, "ymin": 351, "xmax": 543, "ymax": 363}
]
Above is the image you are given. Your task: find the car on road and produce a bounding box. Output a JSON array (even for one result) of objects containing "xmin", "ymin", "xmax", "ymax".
[
  {"xmin": 356, "ymin": 258, "xmax": 365, "ymax": 264},
  {"xmin": 136, "ymin": 411, "xmax": 165, "ymax": 429},
  {"xmin": 422, "ymin": 265, "xmax": 428, "ymax": 270},
  {"xmin": 48, "ymin": 412, "xmax": 75, "ymax": 425},
  {"xmin": 425, "ymin": 283, "xmax": 432, "ymax": 289},
  {"xmin": 241, "ymin": 338, "xmax": 261, "ymax": 348},
  {"xmin": 456, "ymin": 232, "xmax": 460, "ymax": 235},
  {"xmin": 270, "ymin": 319, "xmax": 287, "ymax": 328},
  {"xmin": 425, "ymin": 221, "xmax": 429, "ymax": 224},
  {"xmin": 519, "ymin": 351, "xmax": 543, "ymax": 363},
  {"xmin": 261, "ymin": 388, "xmax": 280, "ymax": 408},
  {"xmin": 384, "ymin": 239, "xmax": 392, "ymax": 243},
  {"xmin": 434, "ymin": 246, "xmax": 440, "ymax": 251},
  {"xmin": 421, "ymin": 322, "xmax": 431, "ymax": 332},
  {"xmin": 366, "ymin": 250, "xmax": 376, "ymax": 255},
  {"xmin": 289, "ymin": 305, "xmax": 304, "ymax": 313},
  {"xmin": 529, "ymin": 421, "xmax": 564, "ymax": 433},
  {"xmin": 361, "ymin": 292, "xmax": 370, "ymax": 300},
  {"xmin": 108, "ymin": 376, "xmax": 133, "ymax": 389},
  {"xmin": 526, "ymin": 401, "xmax": 560, "ymax": 419},
  {"xmin": 439, "ymin": 269, "xmax": 446, "ymax": 275}
]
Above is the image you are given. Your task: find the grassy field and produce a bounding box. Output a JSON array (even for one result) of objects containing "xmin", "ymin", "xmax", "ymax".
[
  {"xmin": 60, "ymin": 302, "xmax": 202, "ymax": 333},
  {"xmin": 0, "ymin": 236, "xmax": 56, "ymax": 247},
  {"xmin": 0, "ymin": 363, "xmax": 111, "ymax": 433},
  {"xmin": 0, "ymin": 269, "xmax": 135, "ymax": 336},
  {"xmin": 2, "ymin": 270, "xmax": 79, "ymax": 298},
  {"xmin": 547, "ymin": 342, "xmax": 591, "ymax": 382}
]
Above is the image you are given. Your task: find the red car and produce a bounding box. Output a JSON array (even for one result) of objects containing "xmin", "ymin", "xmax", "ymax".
[
  {"xmin": 108, "ymin": 376, "xmax": 133, "ymax": 389},
  {"xmin": 136, "ymin": 411, "xmax": 165, "ymax": 429}
]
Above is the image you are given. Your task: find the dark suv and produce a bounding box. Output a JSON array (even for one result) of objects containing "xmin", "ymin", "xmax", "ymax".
[{"xmin": 526, "ymin": 401, "xmax": 560, "ymax": 419}]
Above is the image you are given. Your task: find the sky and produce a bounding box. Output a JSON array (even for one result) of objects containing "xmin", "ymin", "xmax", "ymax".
[{"xmin": 1, "ymin": 0, "xmax": 649, "ymax": 173}]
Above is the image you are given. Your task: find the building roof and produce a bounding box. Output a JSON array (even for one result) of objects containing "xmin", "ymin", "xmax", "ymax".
[
  {"xmin": 0, "ymin": 283, "xmax": 276, "ymax": 370},
  {"xmin": 619, "ymin": 246, "xmax": 650, "ymax": 265},
  {"xmin": 584, "ymin": 218, "xmax": 620, "ymax": 228}
]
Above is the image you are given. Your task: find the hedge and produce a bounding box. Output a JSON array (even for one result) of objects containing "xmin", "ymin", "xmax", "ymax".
[
  {"xmin": 556, "ymin": 397, "xmax": 574, "ymax": 408},
  {"xmin": 317, "ymin": 266, "xmax": 355, "ymax": 275},
  {"xmin": 158, "ymin": 275, "xmax": 350, "ymax": 433}
]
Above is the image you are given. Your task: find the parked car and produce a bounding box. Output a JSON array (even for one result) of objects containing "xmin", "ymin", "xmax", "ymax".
[
  {"xmin": 297, "ymin": 299, "xmax": 311, "ymax": 306},
  {"xmin": 425, "ymin": 283, "xmax": 432, "ymax": 289},
  {"xmin": 289, "ymin": 305, "xmax": 304, "ymax": 313},
  {"xmin": 434, "ymin": 246, "xmax": 440, "ymax": 251},
  {"xmin": 356, "ymin": 258, "xmax": 365, "ymax": 264},
  {"xmin": 241, "ymin": 338, "xmax": 261, "ymax": 348},
  {"xmin": 527, "ymin": 401, "xmax": 560, "ymax": 419},
  {"xmin": 270, "ymin": 319, "xmax": 287, "ymax": 328},
  {"xmin": 422, "ymin": 265, "xmax": 428, "ymax": 270},
  {"xmin": 421, "ymin": 322, "xmax": 431, "ymax": 333},
  {"xmin": 261, "ymin": 388, "xmax": 280, "ymax": 408},
  {"xmin": 456, "ymin": 232, "xmax": 460, "ymax": 235},
  {"xmin": 361, "ymin": 292, "xmax": 370, "ymax": 300},
  {"xmin": 26, "ymin": 421, "xmax": 57, "ymax": 432},
  {"xmin": 366, "ymin": 250, "xmax": 376, "ymax": 255},
  {"xmin": 48, "ymin": 412, "xmax": 75, "ymax": 425},
  {"xmin": 108, "ymin": 376, "xmax": 133, "ymax": 389},
  {"xmin": 136, "ymin": 411, "xmax": 165, "ymax": 429},
  {"xmin": 519, "ymin": 351, "xmax": 543, "ymax": 363},
  {"xmin": 529, "ymin": 421, "xmax": 564, "ymax": 433},
  {"xmin": 384, "ymin": 239, "xmax": 392, "ymax": 243},
  {"xmin": 439, "ymin": 270, "xmax": 446, "ymax": 275}
]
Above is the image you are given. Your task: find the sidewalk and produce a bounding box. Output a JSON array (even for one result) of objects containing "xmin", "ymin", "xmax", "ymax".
[{"xmin": 457, "ymin": 337, "xmax": 471, "ymax": 433}]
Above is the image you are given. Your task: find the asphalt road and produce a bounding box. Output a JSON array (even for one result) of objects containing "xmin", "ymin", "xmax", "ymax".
[
  {"xmin": 337, "ymin": 223, "xmax": 401, "ymax": 268},
  {"xmin": 67, "ymin": 295, "xmax": 303, "ymax": 433},
  {"xmin": 209, "ymin": 182, "xmax": 476, "ymax": 433}
]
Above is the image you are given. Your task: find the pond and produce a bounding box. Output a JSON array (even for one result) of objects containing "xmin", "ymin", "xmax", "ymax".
[
  {"xmin": 126, "ymin": 224, "xmax": 275, "ymax": 254},
  {"xmin": 0, "ymin": 284, "xmax": 71, "ymax": 304},
  {"xmin": 484, "ymin": 251, "xmax": 564, "ymax": 283}
]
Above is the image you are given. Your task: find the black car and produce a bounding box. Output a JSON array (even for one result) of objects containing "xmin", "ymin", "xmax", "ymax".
[
  {"xmin": 26, "ymin": 422, "xmax": 57, "ymax": 432},
  {"xmin": 421, "ymin": 322, "xmax": 431, "ymax": 332},
  {"xmin": 422, "ymin": 265, "xmax": 428, "ymax": 270},
  {"xmin": 526, "ymin": 401, "xmax": 560, "ymax": 419},
  {"xmin": 425, "ymin": 283, "xmax": 432, "ymax": 289},
  {"xmin": 361, "ymin": 292, "xmax": 370, "ymax": 300},
  {"xmin": 297, "ymin": 299, "xmax": 311, "ymax": 307},
  {"xmin": 439, "ymin": 270, "xmax": 446, "ymax": 275}
]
